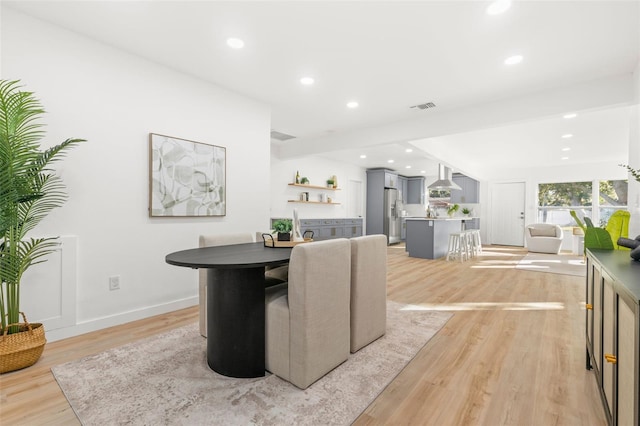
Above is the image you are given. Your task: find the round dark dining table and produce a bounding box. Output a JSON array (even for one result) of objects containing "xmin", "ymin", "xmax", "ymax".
[{"xmin": 166, "ymin": 242, "xmax": 292, "ymax": 378}]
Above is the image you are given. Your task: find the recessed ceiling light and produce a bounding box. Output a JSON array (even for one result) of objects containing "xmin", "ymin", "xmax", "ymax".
[
  {"xmin": 359, "ymin": 154, "xmax": 367, "ymax": 159},
  {"xmin": 504, "ymin": 55, "xmax": 523, "ymax": 65},
  {"xmin": 347, "ymin": 101, "xmax": 359, "ymax": 109},
  {"xmin": 561, "ymin": 134, "xmax": 573, "ymax": 139},
  {"xmin": 486, "ymin": 0, "xmax": 511, "ymax": 15},
  {"xmin": 562, "ymin": 147, "xmax": 571, "ymax": 152},
  {"xmin": 563, "ymin": 113, "xmax": 578, "ymax": 119},
  {"xmin": 561, "ymin": 157, "xmax": 569, "ymax": 160},
  {"xmin": 226, "ymin": 38, "xmax": 245, "ymax": 49},
  {"xmin": 387, "ymin": 159, "xmax": 394, "ymax": 163},
  {"xmin": 405, "ymin": 165, "xmax": 412, "ymax": 169},
  {"xmin": 420, "ymin": 170, "xmax": 426, "ymax": 174},
  {"xmin": 405, "ymin": 148, "xmax": 413, "ymax": 153},
  {"xmin": 300, "ymin": 77, "xmax": 314, "ymax": 85}
]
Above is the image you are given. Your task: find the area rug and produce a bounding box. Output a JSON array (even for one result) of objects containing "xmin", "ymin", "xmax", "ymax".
[
  {"xmin": 515, "ymin": 252, "xmax": 585, "ymax": 276},
  {"xmin": 51, "ymin": 301, "xmax": 452, "ymax": 426}
]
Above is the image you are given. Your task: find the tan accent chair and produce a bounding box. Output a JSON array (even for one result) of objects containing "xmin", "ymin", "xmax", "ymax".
[
  {"xmin": 525, "ymin": 224, "xmax": 563, "ymax": 254},
  {"xmin": 350, "ymin": 234, "xmax": 387, "ymax": 353},
  {"xmin": 198, "ymin": 233, "xmax": 254, "ymax": 337},
  {"xmin": 265, "ymin": 239, "xmax": 351, "ymax": 389}
]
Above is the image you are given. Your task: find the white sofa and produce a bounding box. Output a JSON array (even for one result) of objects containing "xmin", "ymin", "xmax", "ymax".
[{"xmin": 525, "ymin": 224, "xmax": 563, "ymax": 254}]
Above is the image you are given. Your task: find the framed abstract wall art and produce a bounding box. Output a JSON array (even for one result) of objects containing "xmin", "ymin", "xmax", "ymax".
[{"xmin": 149, "ymin": 133, "xmax": 226, "ymax": 217}]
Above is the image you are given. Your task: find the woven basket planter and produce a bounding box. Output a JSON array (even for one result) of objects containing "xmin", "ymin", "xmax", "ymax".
[{"xmin": 0, "ymin": 312, "xmax": 46, "ymax": 374}]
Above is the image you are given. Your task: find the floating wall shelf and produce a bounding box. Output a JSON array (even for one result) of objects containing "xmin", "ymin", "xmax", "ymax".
[
  {"xmin": 288, "ymin": 200, "xmax": 341, "ymax": 205},
  {"xmin": 288, "ymin": 183, "xmax": 340, "ymax": 191}
]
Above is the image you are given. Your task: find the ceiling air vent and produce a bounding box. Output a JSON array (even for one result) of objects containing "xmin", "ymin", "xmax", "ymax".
[
  {"xmin": 270, "ymin": 130, "xmax": 296, "ymax": 141},
  {"xmin": 410, "ymin": 102, "xmax": 436, "ymax": 110}
]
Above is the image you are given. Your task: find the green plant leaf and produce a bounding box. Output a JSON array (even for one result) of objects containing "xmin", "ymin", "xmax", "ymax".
[
  {"xmin": 569, "ymin": 210, "xmax": 586, "ymax": 232},
  {"xmin": 584, "ymin": 227, "xmax": 614, "ymax": 250}
]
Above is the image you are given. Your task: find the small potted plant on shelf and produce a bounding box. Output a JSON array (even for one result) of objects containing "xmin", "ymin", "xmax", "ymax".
[
  {"xmin": 300, "ymin": 177, "xmax": 309, "ymax": 184},
  {"xmin": 462, "ymin": 207, "xmax": 472, "ymax": 217},
  {"xmin": 326, "ymin": 178, "xmax": 334, "ymax": 188},
  {"xmin": 447, "ymin": 204, "xmax": 459, "ymax": 217},
  {"xmin": 272, "ymin": 219, "xmax": 293, "ymax": 241}
]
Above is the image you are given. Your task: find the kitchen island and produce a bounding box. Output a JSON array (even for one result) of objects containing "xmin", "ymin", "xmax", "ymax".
[{"xmin": 405, "ymin": 218, "xmax": 466, "ymax": 259}]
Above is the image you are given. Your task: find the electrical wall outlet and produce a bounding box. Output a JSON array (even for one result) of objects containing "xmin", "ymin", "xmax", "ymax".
[{"xmin": 109, "ymin": 275, "xmax": 120, "ymax": 291}]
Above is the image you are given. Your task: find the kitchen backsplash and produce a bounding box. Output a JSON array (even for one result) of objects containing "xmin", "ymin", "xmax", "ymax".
[{"xmin": 403, "ymin": 203, "xmax": 481, "ymax": 217}]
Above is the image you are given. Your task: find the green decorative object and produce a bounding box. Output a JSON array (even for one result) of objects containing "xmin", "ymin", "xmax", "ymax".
[
  {"xmin": 570, "ymin": 210, "xmax": 586, "ymax": 233},
  {"xmin": 584, "ymin": 227, "xmax": 615, "ymax": 251},
  {"xmin": 0, "ymin": 80, "xmax": 85, "ymax": 336},
  {"xmin": 571, "ymin": 213, "xmax": 614, "ymax": 251},
  {"xmin": 447, "ymin": 204, "xmax": 459, "ymax": 217},
  {"xmin": 605, "ymin": 210, "xmax": 630, "ymax": 250}
]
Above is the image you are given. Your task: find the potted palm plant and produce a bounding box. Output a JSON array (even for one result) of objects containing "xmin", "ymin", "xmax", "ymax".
[{"xmin": 0, "ymin": 80, "xmax": 85, "ymax": 373}]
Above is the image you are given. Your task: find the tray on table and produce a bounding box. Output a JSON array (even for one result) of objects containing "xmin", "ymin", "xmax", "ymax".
[{"xmin": 261, "ymin": 232, "xmax": 314, "ymax": 248}]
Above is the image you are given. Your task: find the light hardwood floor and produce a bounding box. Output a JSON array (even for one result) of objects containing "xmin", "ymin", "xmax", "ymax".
[{"xmin": 1, "ymin": 245, "xmax": 606, "ymax": 425}]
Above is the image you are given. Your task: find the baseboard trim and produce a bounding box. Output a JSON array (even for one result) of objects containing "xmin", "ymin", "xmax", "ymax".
[{"xmin": 44, "ymin": 297, "xmax": 199, "ymax": 342}]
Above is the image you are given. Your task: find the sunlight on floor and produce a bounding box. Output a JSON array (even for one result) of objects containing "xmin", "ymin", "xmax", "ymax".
[{"xmin": 400, "ymin": 302, "xmax": 565, "ymax": 311}]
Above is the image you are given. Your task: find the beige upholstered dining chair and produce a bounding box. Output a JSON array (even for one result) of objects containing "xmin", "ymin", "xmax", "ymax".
[
  {"xmin": 264, "ymin": 238, "xmax": 351, "ymax": 389},
  {"xmin": 255, "ymin": 231, "xmax": 289, "ymax": 282},
  {"xmin": 198, "ymin": 233, "xmax": 254, "ymax": 337},
  {"xmin": 350, "ymin": 234, "xmax": 387, "ymax": 353}
]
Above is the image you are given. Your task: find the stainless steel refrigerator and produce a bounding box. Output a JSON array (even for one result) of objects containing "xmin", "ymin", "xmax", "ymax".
[{"xmin": 384, "ymin": 188, "xmax": 403, "ymax": 244}]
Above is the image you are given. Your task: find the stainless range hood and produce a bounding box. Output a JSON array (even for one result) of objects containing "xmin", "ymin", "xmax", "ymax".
[{"xmin": 427, "ymin": 164, "xmax": 462, "ymax": 190}]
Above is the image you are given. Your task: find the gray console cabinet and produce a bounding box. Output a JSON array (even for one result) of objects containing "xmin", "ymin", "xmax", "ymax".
[
  {"xmin": 586, "ymin": 249, "xmax": 640, "ymax": 426},
  {"xmin": 270, "ymin": 218, "xmax": 362, "ymax": 241}
]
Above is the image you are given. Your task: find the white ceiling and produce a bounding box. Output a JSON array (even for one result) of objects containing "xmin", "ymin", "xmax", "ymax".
[{"xmin": 5, "ymin": 0, "xmax": 639, "ymax": 179}]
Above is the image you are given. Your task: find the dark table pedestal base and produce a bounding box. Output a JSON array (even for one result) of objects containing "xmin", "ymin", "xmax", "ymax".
[{"xmin": 207, "ymin": 267, "xmax": 265, "ymax": 378}]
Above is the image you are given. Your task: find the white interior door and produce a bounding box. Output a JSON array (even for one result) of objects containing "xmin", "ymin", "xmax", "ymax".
[{"xmin": 491, "ymin": 182, "xmax": 525, "ymax": 246}]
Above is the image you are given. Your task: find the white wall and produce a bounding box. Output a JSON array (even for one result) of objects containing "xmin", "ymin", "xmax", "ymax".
[
  {"xmin": 270, "ymin": 154, "xmax": 367, "ymax": 221},
  {"xmin": 484, "ymin": 162, "xmax": 629, "ymax": 247},
  {"xmin": 2, "ymin": 9, "xmax": 272, "ymax": 340}
]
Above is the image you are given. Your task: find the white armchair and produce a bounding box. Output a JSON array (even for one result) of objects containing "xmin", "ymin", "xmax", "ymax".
[{"xmin": 525, "ymin": 224, "xmax": 563, "ymax": 254}]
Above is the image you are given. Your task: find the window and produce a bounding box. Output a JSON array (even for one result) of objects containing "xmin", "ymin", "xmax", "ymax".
[
  {"xmin": 537, "ymin": 181, "xmax": 592, "ymax": 226},
  {"xmin": 537, "ymin": 180, "xmax": 628, "ymax": 227},
  {"xmin": 599, "ymin": 179, "xmax": 628, "ymax": 226}
]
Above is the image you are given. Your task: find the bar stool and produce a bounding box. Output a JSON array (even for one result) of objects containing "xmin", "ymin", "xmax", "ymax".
[
  {"xmin": 465, "ymin": 229, "xmax": 482, "ymax": 257},
  {"xmin": 446, "ymin": 232, "xmax": 470, "ymax": 262}
]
